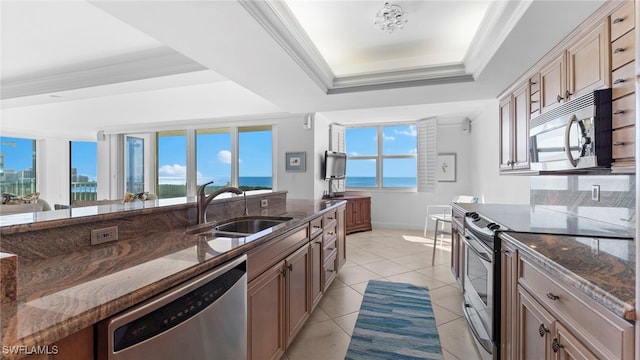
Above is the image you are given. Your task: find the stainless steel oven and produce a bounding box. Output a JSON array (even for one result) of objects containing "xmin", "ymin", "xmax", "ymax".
[{"xmin": 462, "ymin": 213, "xmax": 504, "ymax": 360}]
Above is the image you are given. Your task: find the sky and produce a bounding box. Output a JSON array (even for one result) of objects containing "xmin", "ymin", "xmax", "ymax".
[{"xmin": 345, "ymin": 125, "xmax": 417, "ymax": 178}]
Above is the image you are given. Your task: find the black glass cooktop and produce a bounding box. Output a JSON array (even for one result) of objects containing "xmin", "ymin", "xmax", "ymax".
[{"xmin": 455, "ymin": 203, "xmax": 634, "ymax": 239}]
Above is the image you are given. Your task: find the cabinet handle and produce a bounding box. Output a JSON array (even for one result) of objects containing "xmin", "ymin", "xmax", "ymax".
[
  {"xmin": 614, "ymin": 141, "xmax": 625, "ymax": 146},
  {"xmin": 530, "ymin": 100, "xmax": 539, "ymax": 103},
  {"xmin": 315, "ymin": 240, "xmax": 323, "ymax": 244},
  {"xmin": 546, "ymin": 292, "xmax": 560, "ymax": 301},
  {"xmin": 614, "ymin": 110, "xmax": 625, "ymax": 115},
  {"xmin": 500, "ymin": 249, "xmax": 510, "ymax": 255},
  {"xmin": 326, "ymin": 269, "xmax": 334, "ymax": 273},
  {"xmin": 614, "ymin": 78, "xmax": 626, "ymax": 84},
  {"xmin": 288, "ymin": 264, "xmax": 293, "ymax": 272},
  {"xmin": 538, "ymin": 323, "xmax": 550, "ymax": 337},
  {"xmin": 530, "ymin": 80, "xmax": 537, "ymax": 85},
  {"xmin": 556, "ymin": 94, "xmax": 563, "ymax": 103},
  {"xmin": 552, "ymin": 337, "xmax": 563, "ymax": 353},
  {"xmin": 613, "ymin": 17, "xmax": 624, "ymax": 24},
  {"xmin": 614, "ymin": 47, "xmax": 626, "ymax": 54},
  {"xmin": 565, "ymin": 90, "xmax": 572, "ymax": 98}
]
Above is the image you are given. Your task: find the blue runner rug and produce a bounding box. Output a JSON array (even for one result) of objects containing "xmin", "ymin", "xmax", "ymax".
[{"xmin": 345, "ymin": 280, "xmax": 443, "ymax": 360}]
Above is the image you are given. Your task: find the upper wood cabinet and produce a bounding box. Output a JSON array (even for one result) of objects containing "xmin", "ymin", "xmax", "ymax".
[
  {"xmin": 499, "ymin": 82, "xmax": 530, "ymax": 173},
  {"xmin": 566, "ymin": 21, "xmax": 610, "ymax": 99},
  {"xmin": 539, "ymin": 53, "xmax": 567, "ymax": 113}
]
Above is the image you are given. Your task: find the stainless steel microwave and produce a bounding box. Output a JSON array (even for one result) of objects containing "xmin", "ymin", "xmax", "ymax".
[{"xmin": 529, "ymin": 88, "xmax": 612, "ymax": 172}]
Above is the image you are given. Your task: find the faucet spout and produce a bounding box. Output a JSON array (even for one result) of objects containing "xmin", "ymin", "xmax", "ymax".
[{"xmin": 197, "ymin": 182, "xmax": 244, "ymax": 224}]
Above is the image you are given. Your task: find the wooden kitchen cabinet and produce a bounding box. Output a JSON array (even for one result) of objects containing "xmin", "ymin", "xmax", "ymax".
[
  {"xmin": 539, "ymin": 53, "xmax": 566, "ymax": 113},
  {"xmin": 566, "ymin": 21, "xmax": 609, "ymax": 99},
  {"xmin": 284, "ymin": 244, "xmax": 310, "ymax": 347},
  {"xmin": 499, "ymin": 82, "xmax": 530, "ymax": 173},
  {"xmin": 335, "ymin": 206, "xmax": 346, "ymax": 270},
  {"xmin": 516, "ymin": 285, "xmax": 554, "ymax": 360},
  {"xmin": 450, "ymin": 206, "xmax": 465, "ymax": 285},
  {"xmin": 343, "ymin": 194, "xmax": 372, "ymax": 234},
  {"xmin": 515, "ymin": 247, "xmax": 634, "ymax": 359},
  {"xmin": 499, "ymin": 239, "xmax": 517, "ymax": 360},
  {"xmin": 248, "ymin": 260, "xmax": 286, "ymax": 360},
  {"xmin": 309, "ymin": 229, "xmax": 323, "ymax": 311}
]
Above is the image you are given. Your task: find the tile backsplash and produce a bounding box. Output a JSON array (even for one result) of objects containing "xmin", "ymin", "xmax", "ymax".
[{"xmin": 530, "ymin": 174, "xmax": 635, "ymax": 230}]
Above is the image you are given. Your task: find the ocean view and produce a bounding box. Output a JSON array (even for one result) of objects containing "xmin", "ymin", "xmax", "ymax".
[{"xmin": 346, "ymin": 176, "xmax": 416, "ymax": 188}]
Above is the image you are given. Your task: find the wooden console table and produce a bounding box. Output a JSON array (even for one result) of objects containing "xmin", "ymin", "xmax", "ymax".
[{"xmin": 337, "ymin": 193, "xmax": 372, "ymax": 234}]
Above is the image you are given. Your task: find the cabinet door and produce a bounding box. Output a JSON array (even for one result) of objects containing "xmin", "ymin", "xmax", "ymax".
[
  {"xmin": 335, "ymin": 206, "xmax": 346, "ymax": 270},
  {"xmin": 512, "ymin": 83, "xmax": 530, "ymax": 170},
  {"xmin": 540, "ymin": 53, "xmax": 566, "ymax": 113},
  {"xmin": 566, "ymin": 21, "xmax": 609, "ymax": 99},
  {"xmin": 450, "ymin": 226, "xmax": 461, "ymax": 282},
  {"xmin": 499, "ymin": 96, "xmax": 513, "ymax": 171},
  {"xmin": 248, "ymin": 261, "xmax": 286, "ymax": 360},
  {"xmin": 553, "ymin": 322, "xmax": 599, "ymax": 360},
  {"xmin": 345, "ymin": 200, "xmax": 356, "ymax": 229},
  {"xmin": 309, "ymin": 236, "xmax": 323, "ymax": 311},
  {"xmin": 500, "ymin": 240, "xmax": 517, "ymax": 360},
  {"xmin": 285, "ymin": 244, "xmax": 310, "ymax": 347},
  {"xmin": 517, "ymin": 286, "xmax": 554, "ymax": 360}
]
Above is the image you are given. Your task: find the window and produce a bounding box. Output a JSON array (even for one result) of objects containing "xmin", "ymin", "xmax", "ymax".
[
  {"xmin": 70, "ymin": 141, "xmax": 97, "ymax": 201},
  {"xmin": 345, "ymin": 124, "xmax": 417, "ymax": 189},
  {"xmin": 238, "ymin": 126, "xmax": 272, "ymax": 190},
  {"xmin": 0, "ymin": 136, "xmax": 36, "ymax": 196},
  {"xmin": 196, "ymin": 128, "xmax": 232, "ymax": 192},
  {"xmin": 157, "ymin": 131, "xmax": 187, "ymax": 198},
  {"xmin": 125, "ymin": 136, "xmax": 144, "ymax": 194}
]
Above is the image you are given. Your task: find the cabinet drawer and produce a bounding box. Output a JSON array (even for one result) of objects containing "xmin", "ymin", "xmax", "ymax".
[
  {"xmin": 518, "ymin": 257, "xmax": 633, "ymax": 359},
  {"xmin": 247, "ymin": 226, "xmax": 309, "ymax": 281},
  {"xmin": 323, "ymin": 221, "xmax": 337, "ymax": 242},
  {"xmin": 613, "ymin": 126, "xmax": 636, "ymax": 159},
  {"xmin": 310, "ymin": 217, "xmax": 323, "ymax": 239},
  {"xmin": 610, "ymin": 1, "xmax": 635, "ymax": 41},
  {"xmin": 323, "ymin": 209, "xmax": 337, "ymax": 226},
  {"xmin": 323, "ymin": 251, "xmax": 337, "ymax": 288},
  {"xmin": 611, "ymin": 30, "xmax": 635, "ymax": 70},
  {"xmin": 612, "ymin": 93, "xmax": 636, "ymax": 129},
  {"xmin": 612, "ymin": 61, "xmax": 635, "ymax": 99}
]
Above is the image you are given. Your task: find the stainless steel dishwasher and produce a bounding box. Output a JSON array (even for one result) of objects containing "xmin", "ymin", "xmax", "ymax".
[{"xmin": 98, "ymin": 255, "xmax": 247, "ymax": 360}]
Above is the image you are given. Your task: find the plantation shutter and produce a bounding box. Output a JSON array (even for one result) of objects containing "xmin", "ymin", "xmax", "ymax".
[
  {"xmin": 329, "ymin": 123, "xmax": 345, "ymax": 192},
  {"xmin": 417, "ymin": 118, "xmax": 437, "ymax": 192}
]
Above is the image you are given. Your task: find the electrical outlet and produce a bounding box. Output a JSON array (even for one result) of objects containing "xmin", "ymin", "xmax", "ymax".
[
  {"xmin": 260, "ymin": 199, "xmax": 268, "ymax": 208},
  {"xmin": 591, "ymin": 185, "xmax": 600, "ymax": 202},
  {"xmin": 91, "ymin": 226, "xmax": 118, "ymax": 245}
]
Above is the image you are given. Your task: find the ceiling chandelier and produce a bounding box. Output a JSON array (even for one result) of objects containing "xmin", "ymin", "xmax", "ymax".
[{"xmin": 374, "ymin": 2, "xmax": 408, "ymax": 34}]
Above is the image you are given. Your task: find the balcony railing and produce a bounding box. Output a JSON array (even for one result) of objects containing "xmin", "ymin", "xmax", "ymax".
[{"xmin": 71, "ymin": 181, "xmax": 97, "ymax": 201}]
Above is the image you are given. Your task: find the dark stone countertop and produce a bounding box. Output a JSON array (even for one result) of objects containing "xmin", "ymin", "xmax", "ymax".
[
  {"xmin": 0, "ymin": 198, "xmax": 345, "ymax": 359},
  {"xmin": 453, "ymin": 202, "xmax": 635, "ymax": 321}
]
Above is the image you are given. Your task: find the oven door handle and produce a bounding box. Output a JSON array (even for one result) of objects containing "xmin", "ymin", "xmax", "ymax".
[
  {"xmin": 564, "ymin": 114, "xmax": 579, "ymax": 167},
  {"xmin": 463, "ymin": 236, "xmax": 492, "ymax": 263}
]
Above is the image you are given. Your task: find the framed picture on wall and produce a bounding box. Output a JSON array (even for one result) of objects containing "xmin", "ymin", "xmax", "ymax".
[
  {"xmin": 437, "ymin": 153, "xmax": 456, "ymax": 182},
  {"xmin": 285, "ymin": 152, "xmax": 306, "ymax": 172}
]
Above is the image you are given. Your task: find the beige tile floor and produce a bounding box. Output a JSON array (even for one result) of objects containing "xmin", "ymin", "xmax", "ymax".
[{"xmin": 282, "ymin": 228, "xmax": 482, "ymax": 360}]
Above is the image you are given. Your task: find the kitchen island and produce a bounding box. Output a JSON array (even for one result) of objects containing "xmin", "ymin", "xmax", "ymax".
[{"xmin": 0, "ymin": 192, "xmax": 346, "ymax": 359}]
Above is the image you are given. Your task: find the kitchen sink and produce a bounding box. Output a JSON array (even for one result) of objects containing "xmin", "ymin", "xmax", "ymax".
[{"xmin": 185, "ymin": 216, "xmax": 293, "ymax": 238}]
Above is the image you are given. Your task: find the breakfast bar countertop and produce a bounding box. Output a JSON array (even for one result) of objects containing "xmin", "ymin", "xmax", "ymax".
[{"xmin": 0, "ymin": 198, "xmax": 346, "ymax": 359}]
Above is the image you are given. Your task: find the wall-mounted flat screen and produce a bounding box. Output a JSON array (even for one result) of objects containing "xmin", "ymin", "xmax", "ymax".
[{"xmin": 323, "ymin": 151, "xmax": 346, "ymax": 180}]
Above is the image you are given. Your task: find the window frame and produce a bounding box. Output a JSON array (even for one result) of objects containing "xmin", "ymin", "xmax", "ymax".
[{"xmin": 345, "ymin": 123, "xmax": 418, "ymax": 191}]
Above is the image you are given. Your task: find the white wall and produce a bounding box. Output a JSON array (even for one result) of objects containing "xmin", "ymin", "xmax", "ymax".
[
  {"xmin": 468, "ymin": 100, "xmax": 530, "ymax": 204},
  {"xmin": 37, "ymin": 138, "xmax": 69, "ymax": 206}
]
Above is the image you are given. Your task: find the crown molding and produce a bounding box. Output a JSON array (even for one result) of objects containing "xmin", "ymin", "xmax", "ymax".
[
  {"xmin": 239, "ymin": 0, "xmax": 334, "ymax": 92},
  {"xmin": 1, "ymin": 47, "xmax": 206, "ymax": 99},
  {"xmin": 329, "ymin": 63, "xmax": 473, "ymax": 94},
  {"xmin": 241, "ymin": 0, "xmax": 477, "ymax": 94},
  {"xmin": 464, "ymin": 0, "xmax": 533, "ymax": 77}
]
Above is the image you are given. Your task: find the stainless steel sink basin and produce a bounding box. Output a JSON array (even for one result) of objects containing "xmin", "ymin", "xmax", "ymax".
[
  {"xmin": 185, "ymin": 216, "xmax": 293, "ymax": 238},
  {"xmin": 214, "ymin": 217, "xmax": 290, "ymax": 233}
]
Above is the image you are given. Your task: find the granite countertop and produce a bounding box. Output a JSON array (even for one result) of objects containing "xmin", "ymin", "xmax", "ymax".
[
  {"xmin": 0, "ymin": 198, "xmax": 345, "ymax": 358},
  {"xmin": 452, "ymin": 203, "xmax": 635, "ymax": 321},
  {"xmin": 501, "ymin": 232, "xmax": 635, "ymax": 321}
]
